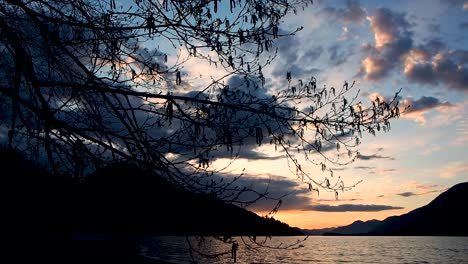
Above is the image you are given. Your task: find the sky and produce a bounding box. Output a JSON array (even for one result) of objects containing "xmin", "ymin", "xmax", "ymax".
[
  {"xmin": 180, "ymin": 0, "xmax": 468, "ymax": 229},
  {"xmin": 2, "ymin": 0, "xmax": 466, "ymax": 231}
]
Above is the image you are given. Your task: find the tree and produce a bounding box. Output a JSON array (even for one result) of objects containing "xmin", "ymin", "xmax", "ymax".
[{"xmin": 0, "ymin": 0, "xmax": 405, "ymax": 260}]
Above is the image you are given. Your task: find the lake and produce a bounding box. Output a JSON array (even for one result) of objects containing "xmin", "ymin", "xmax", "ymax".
[{"xmin": 138, "ymin": 236, "xmax": 468, "ymax": 263}]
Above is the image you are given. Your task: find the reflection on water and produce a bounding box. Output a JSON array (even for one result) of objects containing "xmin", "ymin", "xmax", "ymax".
[{"xmin": 139, "ymin": 236, "xmax": 468, "ymax": 264}]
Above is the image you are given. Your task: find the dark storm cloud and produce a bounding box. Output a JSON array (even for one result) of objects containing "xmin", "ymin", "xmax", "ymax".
[
  {"xmin": 324, "ymin": 0, "xmax": 367, "ymax": 24},
  {"xmin": 303, "ymin": 203, "xmax": 403, "ymax": 212},
  {"xmin": 403, "ymin": 96, "xmax": 453, "ymax": 114},
  {"xmin": 359, "ymin": 8, "xmax": 413, "ymax": 81}
]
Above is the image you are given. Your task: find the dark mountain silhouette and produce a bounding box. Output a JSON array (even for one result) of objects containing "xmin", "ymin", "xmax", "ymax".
[
  {"xmin": 316, "ymin": 182, "xmax": 468, "ymax": 236},
  {"xmin": 322, "ymin": 219, "xmax": 382, "ymax": 235},
  {"xmin": 369, "ymin": 182, "xmax": 468, "ymax": 236},
  {"xmin": 2, "ymin": 147, "xmax": 303, "ymax": 263},
  {"xmin": 2, "ymin": 147, "xmax": 302, "ymax": 237},
  {"xmin": 299, "ymin": 227, "xmax": 336, "ymax": 235}
]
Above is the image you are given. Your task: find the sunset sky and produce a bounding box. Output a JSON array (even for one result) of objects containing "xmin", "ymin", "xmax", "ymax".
[
  {"xmin": 2, "ymin": 0, "xmax": 466, "ymax": 231},
  {"xmin": 180, "ymin": 0, "xmax": 468, "ymax": 229}
]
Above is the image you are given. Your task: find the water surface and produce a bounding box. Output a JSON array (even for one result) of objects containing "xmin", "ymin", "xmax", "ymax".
[{"xmin": 139, "ymin": 236, "xmax": 468, "ymax": 263}]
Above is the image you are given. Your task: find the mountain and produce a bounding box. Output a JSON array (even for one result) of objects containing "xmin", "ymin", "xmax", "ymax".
[
  {"xmin": 300, "ymin": 227, "xmax": 336, "ymax": 236},
  {"xmin": 2, "ymin": 148, "xmax": 303, "ymax": 237},
  {"xmin": 323, "ymin": 219, "xmax": 382, "ymax": 235},
  {"xmin": 369, "ymin": 182, "xmax": 468, "ymax": 236},
  {"xmin": 318, "ymin": 182, "xmax": 468, "ymax": 236}
]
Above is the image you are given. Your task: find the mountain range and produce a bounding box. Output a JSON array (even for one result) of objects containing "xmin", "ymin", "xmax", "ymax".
[
  {"xmin": 3, "ymin": 147, "xmax": 304, "ymax": 263},
  {"xmin": 305, "ymin": 182, "xmax": 468, "ymax": 236},
  {"xmin": 1, "ymin": 147, "xmax": 302, "ymax": 237}
]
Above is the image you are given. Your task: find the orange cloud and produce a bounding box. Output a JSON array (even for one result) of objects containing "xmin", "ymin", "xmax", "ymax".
[
  {"xmin": 360, "ymin": 8, "xmax": 412, "ymax": 81},
  {"xmin": 364, "ymin": 93, "xmax": 455, "ymax": 125},
  {"xmin": 399, "ymin": 96, "xmax": 454, "ymax": 125},
  {"xmin": 362, "ymin": 57, "xmax": 386, "ymax": 79}
]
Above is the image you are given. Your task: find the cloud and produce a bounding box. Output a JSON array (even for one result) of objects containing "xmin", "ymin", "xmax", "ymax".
[
  {"xmin": 400, "ymin": 96, "xmax": 455, "ymax": 124},
  {"xmin": 354, "ymin": 166, "xmax": 375, "ymax": 170},
  {"xmin": 358, "ymin": 153, "xmax": 394, "ymax": 161},
  {"xmin": 271, "ymin": 32, "xmax": 323, "ymax": 81},
  {"xmin": 359, "ymin": 11, "xmax": 467, "ymax": 91},
  {"xmin": 358, "ymin": 7, "xmax": 467, "ymax": 92},
  {"xmin": 174, "ymin": 74, "xmax": 301, "ymax": 162},
  {"xmin": 233, "ymin": 150, "xmax": 284, "ymax": 161},
  {"xmin": 402, "ymin": 181, "xmax": 439, "ymax": 190},
  {"xmin": 395, "ymin": 181, "xmax": 447, "ymax": 197},
  {"xmin": 396, "ymin": 190, "xmax": 442, "ymax": 197},
  {"xmin": 396, "ymin": 192, "xmax": 417, "ymax": 197},
  {"xmin": 274, "ymin": 33, "xmax": 301, "ymax": 67},
  {"xmin": 272, "ymin": 64, "xmax": 321, "ymax": 82},
  {"xmin": 452, "ymin": 114, "xmax": 468, "ymax": 145},
  {"xmin": 228, "ymin": 173, "xmax": 372, "ymax": 213},
  {"xmin": 304, "ymin": 47, "xmax": 324, "ymax": 62},
  {"xmin": 428, "ymin": 23, "xmax": 441, "ymax": 33},
  {"xmin": 324, "ymin": 0, "xmax": 367, "ymax": 25},
  {"xmin": 316, "ymin": 198, "xmax": 361, "ymax": 202},
  {"xmin": 362, "ymin": 181, "xmax": 444, "ymax": 200},
  {"xmin": 367, "ymin": 93, "xmax": 455, "ymax": 125},
  {"xmin": 303, "ymin": 203, "xmax": 403, "ymax": 212},
  {"xmin": 403, "ymin": 96, "xmax": 453, "ymax": 113},
  {"xmin": 229, "ymin": 174, "xmax": 312, "ymax": 211},
  {"xmin": 368, "ymin": 8, "xmax": 412, "ymax": 51},
  {"xmin": 403, "ymin": 48, "xmax": 468, "ymax": 91},
  {"xmin": 359, "ymin": 8, "xmax": 413, "ymax": 80},
  {"xmin": 440, "ymin": 0, "xmax": 467, "ymax": 8},
  {"xmin": 328, "ymin": 44, "xmax": 352, "ymax": 66},
  {"xmin": 439, "ymin": 161, "xmax": 468, "ymax": 178}
]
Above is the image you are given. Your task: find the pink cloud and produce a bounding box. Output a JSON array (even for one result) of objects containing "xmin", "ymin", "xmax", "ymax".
[
  {"xmin": 440, "ymin": 161, "xmax": 468, "ymax": 178},
  {"xmin": 359, "ymin": 8, "xmax": 412, "ymax": 80}
]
